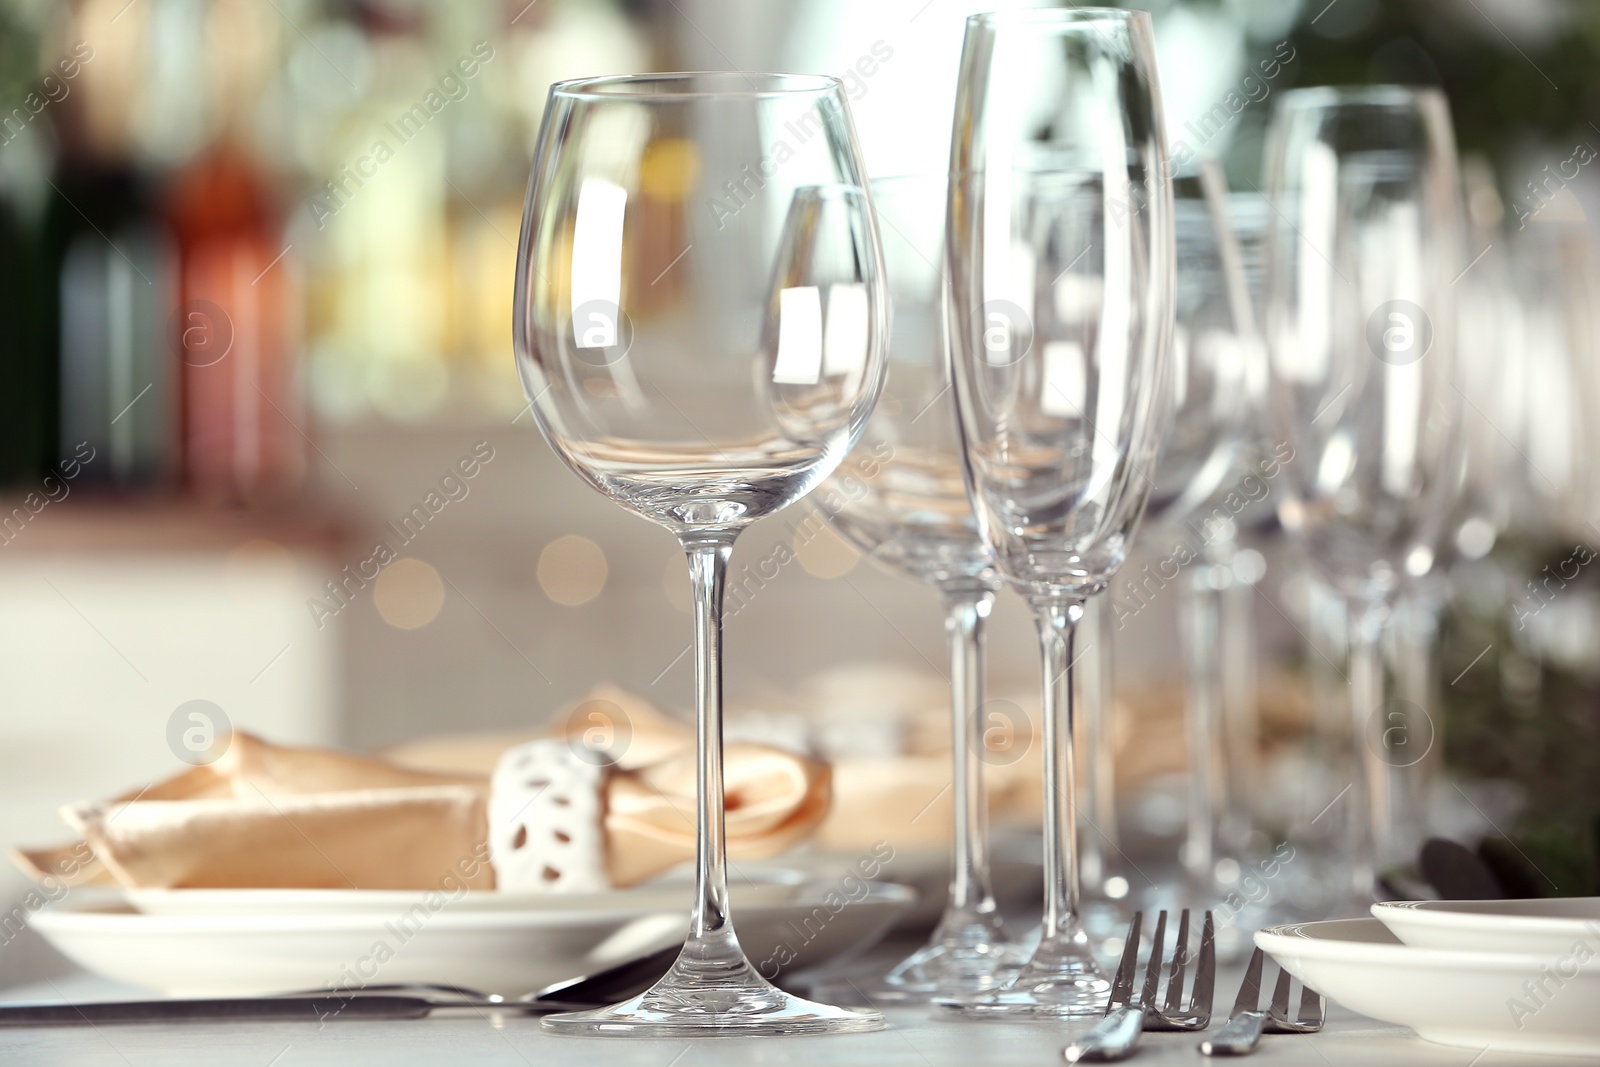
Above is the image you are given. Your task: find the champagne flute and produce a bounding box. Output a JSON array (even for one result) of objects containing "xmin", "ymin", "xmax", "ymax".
[
  {"xmin": 943, "ymin": 8, "xmax": 1174, "ymax": 1016},
  {"xmin": 1261, "ymin": 86, "xmax": 1462, "ymax": 898},
  {"xmin": 816, "ymin": 173, "xmax": 1027, "ymax": 999},
  {"xmin": 1136, "ymin": 164, "xmax": 1265, "ymax": 936},
  {"xmin": 513, "ymin": 72, "xmax": 888, "ymax": 1036}
]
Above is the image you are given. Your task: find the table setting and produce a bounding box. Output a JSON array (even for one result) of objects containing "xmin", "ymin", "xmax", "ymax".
[{"xmin": 4, "ymin": 1, "xmax": 1600, "ymax": 1065}]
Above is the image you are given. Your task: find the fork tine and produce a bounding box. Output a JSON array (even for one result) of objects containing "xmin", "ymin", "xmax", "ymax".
[
  {"xmin": 1139, "ymin": 910, "xmax": 1168, "ymax": 1010},
  {"xmin": 1190, "ymin": 911, "xmax": 1216, "ymax": 1018},
  {"xmin": 1299, "ymin": 982, "xmax": 1326, "ymax": 1028},
  {"xmin": 1108, "ymin": 911, "xmax": 1144, "ymax": 1008},
  {"xmin": 1162, "ymin": 909, "xmax": 1191, "ymax": 1013},
  {"xmin": 1269, "ymin": 965, "xmax": 1293, "ymax": 1020},
  {"xmin": 1231, "ymin": 947, "xmax": 1266, "ymax": 1015}
]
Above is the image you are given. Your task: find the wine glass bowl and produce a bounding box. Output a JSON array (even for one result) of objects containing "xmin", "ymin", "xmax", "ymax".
[
  {"xmin": 513, "ymin": 71, "xmax": 887, "ymax": 1036},
  {"xmin": 516, "ymin": 74, "xmax": 886, "ymax": 538},
  {"xmin": 1263, "ymin": 86, "xmax": 1462, "ymax": 606}
]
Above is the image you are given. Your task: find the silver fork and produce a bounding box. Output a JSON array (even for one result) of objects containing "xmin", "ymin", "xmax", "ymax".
[
  {"xmin": 1063, "ymin": 909, "xmax": 1215, "ymax": 1063},
  {"xmin": 1144, "ymin": 909, "xmax": 1215, "ymax": 1031},
  {"xmin": 1264, "ymin": 965, "xmax": 1325, "ymax": 1034},
  {"xmin": 1199, "ymin": 948, "xmax": 1325, "ymax": 1056}
]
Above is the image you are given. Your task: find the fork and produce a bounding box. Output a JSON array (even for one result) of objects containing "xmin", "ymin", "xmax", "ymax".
[
  {"xmin": 1063, "ymin": 909, "xmax": 1215, "ymax": 1063},
  {"xmin": 1144, "ymin": 909, "xmax": 1215, "ymax": 1031},
  {"xmin": 1199, "ymin": 948, "xmax": 1325, "ymax": 1056}
]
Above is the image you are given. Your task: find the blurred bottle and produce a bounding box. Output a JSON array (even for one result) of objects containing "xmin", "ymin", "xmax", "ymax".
[
  {"xmin": 167, "ymin": 139, "xmax": 305, "ymax": 500},
  {"xmin": 44, "ymin": 104, "xmax": 176, "ymax": 489},
  {"xmin": 0, "ymin": 140, "xmax": 53, "ymax": 488}
]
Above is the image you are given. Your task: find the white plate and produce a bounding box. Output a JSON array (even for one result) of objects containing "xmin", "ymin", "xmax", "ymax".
[
  {"xmin": 1257, "ymin": 918, "xmax": 1600, "ymax": 1058},
  {"xmin": 1373, "ymin": 897, "xmax": 1600, "ymax": 956},
  {"xmin": 123, "ymin": 865, "xmax": 805, "ymax": 916},
  {"xmin": 34, "ymin": 882, "xmax": 916, "ymax": 998}
]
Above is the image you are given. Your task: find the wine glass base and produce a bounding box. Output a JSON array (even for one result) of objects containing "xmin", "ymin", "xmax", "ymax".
[
  {"xmin": 884, "ymin": 930, "xmax": 1029, "ymax": 997},
  {"xmin": 541, "ymin": 975, "xmax": 885, "ymax": 1037},
  {"xmin": 810, "ymin": 937, "xmax": 1027, "ymax": 1005},
  {"xmin": 934, "ymin": 944, "xmax": 1110, "ymax": 1018}
]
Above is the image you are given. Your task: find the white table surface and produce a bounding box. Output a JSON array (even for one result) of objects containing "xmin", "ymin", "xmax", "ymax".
[{"xmin": 0, "ymin": 969, "xmax": 1569, "ymax": 1067}]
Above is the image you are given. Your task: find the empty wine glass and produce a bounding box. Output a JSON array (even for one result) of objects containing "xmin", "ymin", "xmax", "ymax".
[
  {"xmin": 942, "ymin": 8, "xmax": 1174, "ymax": 1017},
  {"xmin": 1261, "ymin": 86, "xmax": 1463, "ymax": 898},
  {"xmin": 513, "ymin": 72, "xmax": 888, "ymax": 1036},
  {"xmin": 815, "ymin": 172, "xmax": 1027, "ymax": 1000}
]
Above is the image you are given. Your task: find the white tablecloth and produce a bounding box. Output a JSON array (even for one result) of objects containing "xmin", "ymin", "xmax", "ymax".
[{"xmin": 0, "ymin": 970, "xmax": 1565, "ymax": 1067}]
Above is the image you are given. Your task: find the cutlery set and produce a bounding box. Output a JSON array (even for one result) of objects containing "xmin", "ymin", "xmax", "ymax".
[{"xmin": 1065, "ymin": 912, "xmax": 1323, "ymax": 1062}]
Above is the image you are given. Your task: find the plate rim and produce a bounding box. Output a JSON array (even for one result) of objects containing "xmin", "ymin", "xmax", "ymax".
[
  {"xmin": 1373, "ymin": 897, "xmax": 1600, "ymax": 935},
  {"xmin": 36, "ymin": 881, "xmax": 919, "ymax": 935},
  {"xmin": 1257, "ymin": 917, "xmax": 1600, "ymax": 973}
]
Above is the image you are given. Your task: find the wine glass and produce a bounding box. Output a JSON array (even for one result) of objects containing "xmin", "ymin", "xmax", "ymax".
[
  {"xmin": 1261, "ymin": 86, "xmax": 1462, "ymax": 898},
  {"xmin": 814, "ymin": 172, "xmax": 1027, "ymax": 1000},
  {"xmin": 513, "ymin": 72, "xmax": 888, "ymax": 1036},
  {"xmin": 942, "ymin": 8, "xmax": 1174, "ymax": 1016}
]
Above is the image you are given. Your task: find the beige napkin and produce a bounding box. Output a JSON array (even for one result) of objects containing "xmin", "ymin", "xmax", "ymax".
[{"xmin": 11, "ymin": 687, "xmax": 831, "ymax": 892}]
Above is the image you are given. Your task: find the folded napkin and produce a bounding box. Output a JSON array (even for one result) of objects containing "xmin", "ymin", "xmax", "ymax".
[{"xmin": 11, "ymin": 687, "xmax": 831, "ymax": 894}]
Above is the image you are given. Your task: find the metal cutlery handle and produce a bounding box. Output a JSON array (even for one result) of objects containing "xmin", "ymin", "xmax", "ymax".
[
  {"xmin": 1199, "ymin": 1010, "xmax": 1265, "ymax": 1056},
  {"xmin": 0, "ymin": 996, "xmax": 434, "ymax": 1027},
  {"xmin": 1064, "ymin": 1006, "xmax": 1146, "ymax": 1063}
]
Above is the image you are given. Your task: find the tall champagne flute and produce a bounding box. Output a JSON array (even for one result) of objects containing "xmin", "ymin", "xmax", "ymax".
[
  {"xmin": 1261, "ymin": 86, "xmax": 1462, "ymax": 898},
  {"xmin": 943, "ymin": 8, "xmax": 1174, "ymax": 1016},
  {"xmin": 1133, "ymin": 165, "xmax": 1263, "ymax": 936},
  {"xmin": 513, "ymin": 73, "xmax": 888, "ymax": 1036},
  {"xmin": 817, "ymin": 173, "xmax": 1027, "ymax": 999}
]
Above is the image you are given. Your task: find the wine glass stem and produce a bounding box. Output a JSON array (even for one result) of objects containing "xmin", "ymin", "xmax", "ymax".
[
  {"xmin": 1348, "ymin": 599, "xmax": 1390, "ymax": 898},
  {"xmin": 1179, "ymin": 563, "xmax": 1227, "ymax": 896},
  {"xmin": 683, "ymin": 533, "xmax": 739, "ymax": 952},
  {"xmin": 942, "ymin": 583, "xmax": 999, "ymax": 921},
  {"xmin": 1219, "ymin": 555, "xmax": 1258, "ymax": 853},
  {"xmin": 1033, "ymin": 597, "xmax": 1086, "ymax": 940}
]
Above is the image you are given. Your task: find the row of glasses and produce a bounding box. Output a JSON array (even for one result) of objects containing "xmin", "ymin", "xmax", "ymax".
[
  {"xmin": 512, "ymin": 5, "xmax": 1464, "ymax": 1040},
  {"xmin": 511, "ymin": 6, "xmax": 1176, "ymax": 1032}
]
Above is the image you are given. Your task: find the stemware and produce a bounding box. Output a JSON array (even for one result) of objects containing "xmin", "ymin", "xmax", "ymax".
[
  {"xmin": 816, "ymin": 173, "xmax": 1027, "ymax": 999},
  {"xmin": 1129, "ymin": 163, "xmax": 1267, "ymax": 940},
  {"xmin": 942, "ymin": 8, "xmax": 1174, "ymax": 1016},
  {"xmin": 513, "ymin": 72, "xmax": 888, "ymax": 1036},
  {"xmin": 1261, "ymin": 86, "xmax": 1462, "ymax": 898}
]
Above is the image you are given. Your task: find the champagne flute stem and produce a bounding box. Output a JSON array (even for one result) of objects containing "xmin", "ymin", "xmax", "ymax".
[
  {"xmin": 1034, "ymin": 597, "xmax": 1086, "ymax": 940},
  {"xmin": 1347, "ymin": 599, "xmax": 1390, "ymax": 900},
  {"xmin": 683, "ymin": 533, "xmax": 739, "ymax": 956},
  {"xmin": 943, "ymin": 583, "xmax": 999, "ymax": 922},
  {"xmin": 1077, "ymin": 594, "xmax": 1116, "ymax": 891}
]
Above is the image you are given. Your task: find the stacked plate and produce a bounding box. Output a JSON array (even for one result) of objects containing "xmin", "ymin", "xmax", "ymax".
[
  {"xmin": 1256, "ymin": 898, "xmax": 1600, "ymax": 1057},
  {"xmin": 32, "ymin": 868, "xmax": 915, "ymax": 997}
]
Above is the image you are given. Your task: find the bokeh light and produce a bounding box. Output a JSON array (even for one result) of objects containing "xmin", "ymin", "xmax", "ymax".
[
  {"xmin": 537, "ymin": 534, "xmax": 608, "ymax": 606},
  {"xmin": 374, "ymin": 557, "xmax": 445, "ymax": 630}
]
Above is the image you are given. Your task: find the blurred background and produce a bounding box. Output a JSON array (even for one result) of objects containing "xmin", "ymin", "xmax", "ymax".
[{"xmin": 3, "ymin": 0, "xmax": 1600, "ymax": 977}]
